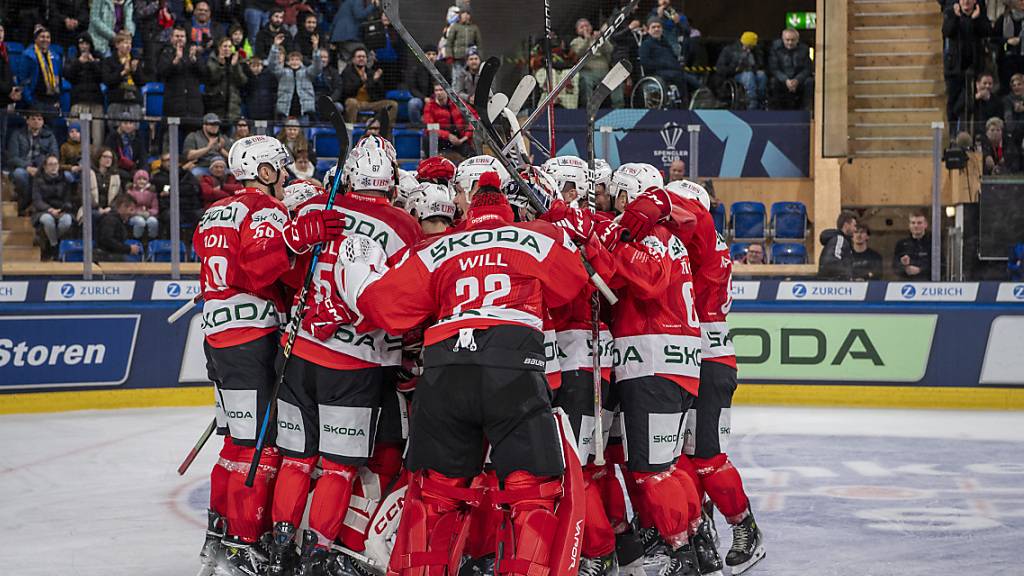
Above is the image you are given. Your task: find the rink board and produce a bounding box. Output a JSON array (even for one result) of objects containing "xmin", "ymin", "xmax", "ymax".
[{"xmin": 1, "ymin": 279, "xmax": 1023, "ymax": 413}]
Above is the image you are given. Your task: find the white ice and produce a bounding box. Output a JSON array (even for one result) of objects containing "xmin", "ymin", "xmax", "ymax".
[{"xmin": 0, "ymin": 405, "xmax": 1022, "ymax": 575}]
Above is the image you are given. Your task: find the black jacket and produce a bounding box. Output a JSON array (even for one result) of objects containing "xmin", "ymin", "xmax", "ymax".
[
  {"xmin": 340, "ymin": 64, "xmax": 386, "ymax": 101},
  {"xmin": 255, "ymin": 25, "xmax": 294, "ymax": 60},
  {"xmin": 158, "ymin": 45, "xmax": 206, "ymax": 119},
  {"xmin": 64, "ymin": 49, "xmax": 106, "ymax": 106},
  {"xmin": 49, "ymin": 0, "xmax": 91, "ymax": 48},
  {"xmin": 716, "ymin": 41, "xmax": 764, "ymax": 78},
  {"xmin": 767, "ymin": 39, "xmax": 812, "ymax": 85},
  {"xmin": 818, "ymin": 228, "xmax": 854, "ymax": 280},
  {"xmin": 611, "ymin": 27, "xmax": 643, "ymax": 80},
  {"xmin": 101, "ymin": 53, "xmax": 144, "ymax": 106},
  {"xmin": 31, "ymin": 172, "xmax": 73, "ymax": 224},
  {"xmin": 850, "ymin": 248, "xmax": 884, "ymax": 281},
  {"xmin": 405, "ymin": 58, "xmax": 450, "ymax": 100},
  {"xmin": 243, "ymin": 65, "xmax": 278, "ymax": 121},
  {"xmin": 313, "ymin": 65, "xmax": 343, "ymax": 102},
  {"xmin": 97, "ymin": 211, "xmax": 132, "ymax": 255},
  {"xmin": 894, "ymin": 234, "xmax": 932, "ymax": 278},
  {"xmin": 942, "ymin": 7, "xmax": 991, "ymax": 75},
  {"xmin": 980, "ymin": 135, "xmax": 1021, "ymax": 174},
  {"xmin": 104, "ymin": 129, "xmax": 149, "ymax": 174},
  {"xmin": 153, "ymin": 168, "xmax": 203, "ymax": 221},
  {"xmin": 0, "ymin": 46, "xmax": 14, "ymax": 107}
]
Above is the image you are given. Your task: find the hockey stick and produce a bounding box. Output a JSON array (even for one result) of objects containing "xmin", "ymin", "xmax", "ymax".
[
  {"xmin": 506, "ymin": 75, "xmax": 537, "ymax": 116},
  {"xmin": 475, "ymin": 57, "xmax": 507, "ymax": 148},
  {"xmin": 500, "ymin": 0, "xmax": 640, "ymax": 157},
  {"xmin": 178, "ymin": 417, "xmax": 217, "ymax": 475},
  {"xmin": 384, "ymin": 0, "xmax": 617, "ymax": 305},
  {"xmin": 167, "ymin": 294, "xmax": 201, "ymax": 324},
  {"xmin": 586, "ymin": 60, "xmax": 632, "ymax": 205},
  {"xmin": 543, "ymin": 0, "xmax": 556, "ymax": 157},
  {"xmin": 245, "ymin": 95, "xmax": 351, "ymax": 487},
  {"xmin": 487, "ymin": 92, "xmax": 509, "ymax": 124}
]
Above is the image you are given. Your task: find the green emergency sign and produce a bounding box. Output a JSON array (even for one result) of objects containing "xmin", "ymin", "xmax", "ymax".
[{"xmin": 786, "ymin": 12, "xmax": 816, "ymax": 30}]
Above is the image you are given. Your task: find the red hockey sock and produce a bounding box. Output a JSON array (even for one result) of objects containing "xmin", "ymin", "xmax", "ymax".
[
  {"xmin": 672, "ymin": 456, "xmax": 705, "ymax": 503},
  {"xmin": 693, "ymin": 454, "xmax": 749, "ymax": 524},
  {"xmin": 599, "ymin": 464, "xmax": 628, "ymax": 533},
  {"xmin": 210, "ymin": 436, "xmax": 238, "ymax": 515},
  {"xmin": 465, "ymin": 471, "xmax": 501, "ymax": 558},
  {"xmin": 308, "ymin": 459, "xmax": 358, "ymax": 542},
  {"xmin": 629, "ymin": 469, "xmax": 700, "ymax": 548},
  {"xmin": 368, "ymin": 442, "xmax": 404, "ymax": 490},
  {"xmin": 582, "ymin": 465, "xmax": 616, "ymax": 557},
  {"xmin": 226, "ymin": 445, "xmax": 280, "ymax": 543},
  {"xmin": 272, "ymin": 455, "xmax": 318, "ymax": 527}
]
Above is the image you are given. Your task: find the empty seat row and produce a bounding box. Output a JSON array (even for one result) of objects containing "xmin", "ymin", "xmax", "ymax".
[
  {"xmin": 730, "ymin": 242, "xmax": 808, "ymax": 265},
  {"xmin": 59, "ymin": 239, "xmax": 188, "ymax": 263}
]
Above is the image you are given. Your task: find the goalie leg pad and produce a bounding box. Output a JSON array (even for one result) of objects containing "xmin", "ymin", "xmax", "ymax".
[
  {"xmin": 272, "ymin": 455, "xmax": 318, "ymax": 527},
  {"xmin": 466, "ymin": 470, "xmax": 502, "ymax": 559},
  {"xmin": 224, "ymin": 444, "xmax": 280, "ymax": 543},
  {"xmin": 629, "ymin": 468, "xmax": 700, "ymax": 549},
  {"xmin": 693, "ymin": 454, "xmax": 749, "ymax": 524},
  {"xmin": 582, "ymin": 465, "xmax": 616, "ymax": 558},
  {"xmin": 308, "ymin": 459, "xmax": 358, "ymax": 542},
  {"xmin": 494, "ymin": 471, "xmax": 562, "ymax": 576}
]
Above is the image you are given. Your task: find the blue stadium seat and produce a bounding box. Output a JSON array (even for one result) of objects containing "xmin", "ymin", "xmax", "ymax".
[
  {"xmin": 710, "ymin": 202, "xmax": 726, "ymax": 234},
  {"xmin": 311, "ymin": 127, "xmax": 340, "ymax": 158},
  {"xmin": 124, "ymin": 239, "xmax": 144, "ymax": 262},
  {"xmin": 729, "ymin": 243, "xmax": 749, "ymax": 262},
  {"xmin": 59, "ymin": 239, "xmax": 85, "ymax": 262},
  {"xmin": 399, "ymin": 160, "xmax": 419, "ymax": 171},
  {"xmin": 770, "ymin": 201, "xmax": 808, "ymax": 239},
  {"xmin": 770, "ymin": 242, "xmax": 808, "ymax": 265},
  {"xmin": 315, "ymin": 158, "xmax": 336, "ymax": 178},
  {"xmin": 351, "ymin": 127, "xmax": 366, "ymax": 145},
  {"xmin": 147, "ymin": 239, "xmax": 187, "ymax": 262},
  {"xmin": 730, "ymin": 201, "xmax": 766, "ymax": 240},
  {"xmin": 142, "ymin": 83, "xmax": 164, "ymax": 117},
  {"xmin": 386, "ymin": 89, "xmax": 413, "ymax": 122},
  {"xmin": 190, "ymin": 244, "xmax": 199, "ymax": 262},
  {"xmin": 393, "ymin": 128, "xmax": 422, "ymax": 161}
]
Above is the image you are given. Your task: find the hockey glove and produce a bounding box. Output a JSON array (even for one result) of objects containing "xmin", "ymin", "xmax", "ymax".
[
  {"xmin": 594, "ymin": 219, "xmax": 626, "ymax": 252},
  {"xmin": 540, "ymin": 200, "xmax": 595, "ymax": 244},
  {"xmin": 619, "ymin": 186, "xmax": 672, "ymax": 242},
  {"xmin": 284, "ymin": 209, "xmax": 345, "ymax": 253},
  {"xmin": 302, "ymin": 296, "xmax": 356, "ymax": 341}
]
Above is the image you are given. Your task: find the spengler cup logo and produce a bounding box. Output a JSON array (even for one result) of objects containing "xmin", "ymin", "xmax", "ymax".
[
  {"xmin": 60, "ymin": 283, "xmax": 76, "ymax": 298},
  {"xmin": 901, "ymin": 284, "xmax": 917, "ymax": 299},
  {"xmin": 791, "ymin": 283, "xmax": 807, "ymax": 298}
]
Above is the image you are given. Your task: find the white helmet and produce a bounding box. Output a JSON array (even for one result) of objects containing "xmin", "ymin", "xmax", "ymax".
[
  {"xmin": 350, "ymin": 147, "xmax": 396, "ymax": 193},
  {"xmin": 508, "ymin": 166, "xmax": 558, "ymax": 220},
  {"xmin": 454, "ymin": 155, "xmax": 510, "ymax": 196},
  {"xmin": 228, "ymin": 136, "xmax": 293, "ymax": 182},
  {"xmin": 542, "ymin": 156, "xmax": 590, "ymax": 199},
  {"xmin": 592, "ymin": 159, "xmax": 612, "ymax": 189},
  {"xmin": 354, "ymin": 133, "xmax": 397, "ymax": 165},
  {"xmin": 323, "ymin": 163, "xmax": 340, "ymax": 188},
  {"xmin": 410, "ymin": 183, "xmax": 457, "ymax": 222},
  {"xmin": 394, "ymin": 169, "xmax": 421, "ymax": 208},
  {"xmin": 282, "ymin": 180, "xmax": 325, "ymax": 212},
  {"xmin": 664, "ymin": 179, "xmax": 710, "ymax": 212},
  {"xmin": 610, "ymin": 163, "xmax": 663, "ymax": 203}
]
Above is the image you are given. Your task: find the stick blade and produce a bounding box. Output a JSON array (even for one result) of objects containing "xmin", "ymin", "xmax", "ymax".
[
  {"xmin": 587, "ymin": 61, "xmax": 632, "ymax": 116},
  {"xmin": 315, "ymin": 94, "xmax": 350, "ymax": 159},
  {"xmin": 487, "ymin": 93, "xmax": 509, "ymax": 123},
  {"xmin": 507, "ymin": 75, "xmax": 537, "ymax": 115},
  {"xmin": 475, "ymin": 57, "xmax": 501, "ymax": 122}
]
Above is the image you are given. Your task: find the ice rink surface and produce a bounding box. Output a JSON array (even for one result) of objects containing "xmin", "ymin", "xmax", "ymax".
[{"xmin": 1, "ymin": 405, "xmax": 1022, "ymax": 576}]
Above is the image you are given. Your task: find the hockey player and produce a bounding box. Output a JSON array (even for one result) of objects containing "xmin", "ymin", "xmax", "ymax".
[
  {"xmin": 605, "ymin": 164, "xmax": 722, "ymax": 576},
  {"xmin": 664, "ymin": 180, "xmax": 764, "ymax": 575},
  {"xmin": 327, "ymin": 171, "xmax": 598, "ymax": 576},
  {"xmin": 407, "ymin": 182, "xmax": 457, "ymax": 236},
  {"xmin": 591, "ymin": 160, "xmax": 613, "ymax": 215},
  {"xmin": 394, "ymin": 169, "xmax": 422, "ymax": 210},
  {"xmin": 452, "ymin": 155, "xmax": 510, "ymax": 218},
  {"xmin": 542, "ymin": 155, "xmax": 591, "ymax": 206},
  {"xmin": 194, "ymin": 135, "xmax": 345, "ymax": 576},
  {"xmin": 267, "ymin": 145, "xmax": 423, "ymax": 576}
]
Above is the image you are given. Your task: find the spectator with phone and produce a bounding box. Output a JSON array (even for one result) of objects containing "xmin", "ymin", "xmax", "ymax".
[{"xmin": 152, "ymin": 151, "xmax": 205, "ymax": 234}]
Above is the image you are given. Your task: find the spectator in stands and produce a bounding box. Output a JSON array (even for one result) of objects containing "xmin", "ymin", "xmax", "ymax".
[
  {"xmin": 570, "ymin": 18, "xmax": 620, "ymax": 109},
  {"xmin": 243, "ymin": 56, "xmax": 278, "ymax": 120},
  {"xmin": 184, "ymin": 113, "xmax": 233, "ymax": 177},
  {"xmin": 187, "ymin": 0, "xmax": 221, "ymax": 57},
  {"xmin": 233, "ymin": 118, "xmax": 252, "ymax": 139},
  {"xmin": 159, "ymin": 25, "xmax": 206, "ymax": 134},
  {"xmin": 735, "ymin": 242, "xmax": 765, "ymax": 265},
  {"xmin": 768, "ymin": 28, "xmax": 813, "ymax": 111},
  {"xmin": 23, "ymin": 27, "xmax": 64, "ymax": 119},
  {"xmin": 49, "ymin": 0, "xmax": 90, "ymax": 49},
  {"xmin": 126, "ymin": 169, "xmax": 159, "ymax": 239},
  {"xmin": 85, "ymin": 146, "xmax": 123, "ymax": 224},
  {"xmin": 850, "ymin": 224, "xmax": 883, "ymax": 280},
  {"xmin": 611, "ymin": 17, "xmax": 644, "ymax": 82},
  {"xmin": 406, "ymin": 44, "xmax": 450, "ymax": 126},
  {"xmin": 206, "ymin": 37, "xmax": 248, "ymax": 121},
  {"xmin": 423, "ymin": 82, "xmax": 474, "ymax": 158},
  {"xmin": 200, "ymin": 155, "xmax": 242, "ymax": 206},
  {"xmin": 228, "ymin": 24, "xmax": 254, "ymax": 60},
  {"xmin": 818, "ymin": 210, "xmax": 858, "ymax": 279},
  {"xmin": 268, "ymin": 33, "xmax": 322, "ymax": 120},
  {"xmin": 255, "ymin": 7, "xmax": 293, "ymax": 59},
  {"xmin": 995, "ymin": 0, "xmax": 1024, "ymax": 91},
  {"xmin": 453, "ymin": 48, "xmax": 482, "ymax": 105},
  {"xmin": 295, "ymin": 12, "xmax": 321, "ymax": 62},
  {"xmin": 330, "ymin": 0, "xmax": 377, "ymax": 62},
  {"xmin": 312, "ymin": 48, "xmax": 342, "ymax": 101},
  {"xmin": 102, "ymin": 32, "xmax": 144, "ymax": 124},
  {"xmin": 1008, "ymin": 241, "xmax": 1024, "ymax": 280},
  {"xmin": 32, "ymin": 155, "xmax": 74, "ymax": 260},
  {"xmin": 894, "ymin": 210, "xmax": 932, "ymax": 279},
  {"xmin": 64, "ymin": 34, "xmax": 106, "ymax": 146},
  {"xmin": 341, "ymin": 47, "xmax": 397, "ymax": 137},
  {"xmin": 957, "ymin": 72, "xmax": 1002, "ymax": 133},
  {"xmin": 8, "ymin": 111, "xmax": 59, "ymax": 215},
  {"xmin": 104, "ymin": 113, "xmax": 148, "ymax": 174},
  {"xmin": 0, "ymin": 23, "xmax": 23, "ymax": 147},
  {"xmin": 88, "ymin": 0, "xmax": 136, "ymax": 57},
  {"xmin": 60, "ymin": 123, "xmax": 83, "ymax": 182},
  {"xmin": 276, "ymin": 117, "xmax": 315, "ymax": 161},
  {"xmin": 943, "ymin": 0, "xmax": 991, "ymax": 125},
  {"xmin": 716, "ymin": 31, "xmax": 766, "ymax": 110},
  {"xmin": 134, "ymin": 0, "xmax": 175, "ymax": 79},
  {"xmin": 1004, "ymin": 73, "xmax": 1024, "ymax": 142},
  {"xmin": 447, "ymin": 8, "xmax": 482, "ymax": 85},
  {"xmin": 95, "ymin": 194, "xmax": 142, "ymax": 261},
  {"xmin": 152, "ymin": 150, "xmax": 204, "ymax": 233},
  {"xmin": 648, "ymin": 0, "xmax": 685, "ymax": 56},
  {"xmin": 981, "ymin": 116, "xmax": 1021, "ymax": 173},
  {"xmin": 667, "ymin": 158, "xmax": 687, "ymax": 182},
  {"xmin": 374, "ymin": 13, "xmax": 406, "ymax": 91},
  {"xmin": 640, "ymin": 19, "xmax": 689, "ymax": 104},
  {"xmin": 289, "ymin": 150, "xmax": 317, "ymax": 181}
]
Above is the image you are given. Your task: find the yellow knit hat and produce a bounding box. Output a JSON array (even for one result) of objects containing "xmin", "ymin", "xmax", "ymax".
[{"xmin": 740, "ymin": 31, "xmax": 758, "ymax": 47}]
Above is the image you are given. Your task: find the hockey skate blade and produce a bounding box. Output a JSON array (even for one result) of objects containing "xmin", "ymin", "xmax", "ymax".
[
  {"xmin": 727, "ymin": 545, "xmax": 765, "ymax": 575},
  {"xmin": 618, "ymin": 558, "xmax": 646, "ymax": 576},
  {"xmin": 195, "ymin": 565, "xmax": 215, "ymax": 576}
]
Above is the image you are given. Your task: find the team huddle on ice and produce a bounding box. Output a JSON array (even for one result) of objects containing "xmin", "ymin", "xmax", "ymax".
[{"xmin": 193, "ymin": 132, "xmax": 765, "ymax": 576}]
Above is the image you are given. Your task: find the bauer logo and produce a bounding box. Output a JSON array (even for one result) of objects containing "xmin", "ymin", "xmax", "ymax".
[
  {"xmin": 151, "ymin": 280, "xmax": 201, "ymax": 301},
  {"xmin": 0, "ymin": 315, "xmax": 140, "ymax": 390},
  {"xmin": 45, "ymin": 281, "xmax": 135, "ymax": 301},
  {"xmin": 995, "ymin": 283, "xmax": 1024, "ymax": 303},
  {"xmin": 0, "ymin": 281, "xmax": 29, "ymax": 302},
  {"xmin": 885, "ymin": 282, "xmax": 978, "ymax": 302},
  {"xmin": 777, "ymin": 282, "xmax": 868, "ymax": 301}
]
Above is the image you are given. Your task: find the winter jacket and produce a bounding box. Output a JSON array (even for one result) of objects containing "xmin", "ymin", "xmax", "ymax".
[
  {"xmin": 64, "ymin": 49, "xmax": 106, "ymax": 106},
  {"xmin": 446, "ymin": 22, "xmax": 482, "ymax": 61},
  {"xmin": 639, "ymin": 35, "xmax": 679, "ymax": 75},
  {"xmin": 206, "ymin": 56, "xmax": 249, "ymax": 121},
  {"xmin": 6, "ymin": 127, "xmax": 60, "ymax": 170},
  {"xmin": 127, "ymin": 184, "xmax": 159, "ymax": 215},
  {"xmin": 850, "ymin": 248, "xmax": 884, "ymax": 281},
  {"xmin": 153, "ymin": 168, "xmax": 203, "ymax": 217},
  {"xmin": 295, "ymin": 27, "xmax": 321, "ymax": 62},
  {"xmin": 243, "ymin": 65, "xmax": 278, "ymax": 120},
  {"xmin": 1004, "ymin": 93, "xmax": 1024, "ymax": 138},
  {"xmin": 22, "ymin": 44, "xmax": 63, "ymax": 106},
  {"xmin": 767, "ymin": 38, "xmax": 812, "ymax": 85},
  {"xmin": 715, "ymin": 41, "xmax": 764, "ymax": 77},
  {"xmin": 422, "ymin": 97, "xmax": 473, "ymax": 140},
  {"xmin": 453, "ymin": 67, "xmax": 480, "ymax": 104},
  {"xmin": 60, "ymin": 141, "xmax": 82, "ymax": 173},
  {"xmin": 96, "ymin": 211, "xmax": 133, "ymax": 254},
  {"xmin": 31, "ymin": 172, "xmax": 72, "ymax": 225},
  {"xmin": 89, "ymin": 169, "xmax": 123, "ymax": 210},
  {"xmin": 942, "ymin": 7, "xmax": 991, "ymax": 75},
  {"xmin": 817, "ymin": 228, "xmax": 854, "ymax": 280},
  {"xmin": 956, "ymin": 91, "xmax": 1003, "ymax": 128},
  {"xmin": 313, "ymin": 65, "xmax": 343, "ymax": 102},
  {"xmin": 569, "ymin": 35, "xmax": 613, "ymax": 75},
  {"xmin": 980, "ymin": 134, "xmax": 1022, "ymax": 174},
  {"xmin": 995, "ymin": 11, "xmax": 1024, "ymax": 56},
  {"xmin": 200, "ymin": 174, "xmax": 243, "ymax": 207},
  {"xmin": 49, "ymin": 0, "xmax": 91, "ymax": 48},
  {"xmin": 406, "ymin": 58, "xmax": 451, "ymax": 100},
  {"xmin": 255, "ymin": 25, "xmax": 294, "ymax": 60},
  {"xmin": 340, "ymin": 63, "xmax": 386, "ymax": 101},
  {"xmin": 158, "ymin": 45, "xmax": 206, "ymax": 120},
  {"xmin": 268, "ymin": 44, "xmax": 322, "ymax": 117},
  {"xmin": 104, "ymin": 128, "xmax": 149, "ymax": 173},
  {"xmin": 893, "ymin": 234, "xmax": 932, "ymax": 279},
  {"xmin": 330, "ymin": 0, "xmax": 377, "ymax": 44},
  {"xmin": 101, "ymin": 52, "xmax": 144, "ymax": 106},
  {"xmin": 88, "ymin": 0, "xmax": 136, "ymax": 55}
]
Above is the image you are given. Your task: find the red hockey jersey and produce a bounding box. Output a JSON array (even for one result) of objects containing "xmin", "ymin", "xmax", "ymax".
[
  {"xmin": 291, "ymin": 192, "xmax": 424, "ymax": 370},
  {"xmin": 676, "ymin": 198, "xmax": 735, "ymax": 368},
  {"xmin": 193, "ymin": 188, "xmax": 290, "ymax": 348}
]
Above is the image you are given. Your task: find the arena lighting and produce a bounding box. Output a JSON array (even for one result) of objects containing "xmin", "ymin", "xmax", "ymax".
[{"xmin": 945, "ymin": 205, "xmax": 956, "ymax": 218}]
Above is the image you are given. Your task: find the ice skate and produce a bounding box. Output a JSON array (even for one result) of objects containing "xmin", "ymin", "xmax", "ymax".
[
  {"xmin": 266, "ymin": 521, "xmax": 299, "ymax": 576},
  {"xmin": 295, "ymin": 530, "xmax": 332, "ymax": 576},
  {"xmin": 198, "ymin": 510, "xmax": 226, "ymax": 576},
  {"xmin": 579, "ymin": 553, "xmax": 618, "ymax": 576},
  {"xmin": 690, "ymin": 521, "xmax": 723, "ymax": 576},
  {"xmin": 615, "ymin": 530, "xmax": 647, "ymax": 576},
  {"xmin": 216, "ymin": 535, "xmax": 269, "ymax": 576},
  {"xmin": 458, "ymin": 553, "xmax": 495, "ymax": 576},
  {"xmin": 657, "ymin": 544, "xmax": 700, "ymax": 576},
  {"xmin": 702, "ymin": 499, "xmax": 719, "ymax": 548},
  {"xmin": 725, "ymin": 513, "xmax": 764, "ymax": 575}
]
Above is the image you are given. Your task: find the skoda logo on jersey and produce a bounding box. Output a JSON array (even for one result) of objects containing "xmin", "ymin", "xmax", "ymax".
[
  {"xmin": 60, "ymin": 283, "xmax": 76, "ymax": 299},
  {"xmin": 1014, "ymin": 285, "xmax": 1024, "ymax": 300},
  {"xmin": 166, "ymin": 283, "xmax": 182, "ymax": 298},
  {"xmin": 901, "ymin": 284, "xmax": 917, "ymax": 299},
  {"xmin": 791, "ymin": 283, "xmax": 808, "ymax": 298}
]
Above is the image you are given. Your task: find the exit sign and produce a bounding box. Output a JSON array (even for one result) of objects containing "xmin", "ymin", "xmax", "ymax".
[{"xmin": 786, "ymin": 12, "xmax": 816, "ymax": 30}]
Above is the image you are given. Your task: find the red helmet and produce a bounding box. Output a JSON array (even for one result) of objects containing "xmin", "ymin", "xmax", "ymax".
[{"xmin": 416, "ymin": 156, "xmax": 456, "ymax": 184}]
